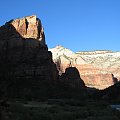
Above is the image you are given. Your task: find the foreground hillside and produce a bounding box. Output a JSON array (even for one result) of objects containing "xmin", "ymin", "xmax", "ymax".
[{"xmin": 50, "ymin": 46, "xmax": 120, "ymax": 89}]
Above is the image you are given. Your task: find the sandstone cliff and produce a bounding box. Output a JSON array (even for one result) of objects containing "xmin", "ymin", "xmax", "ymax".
[
  {"xmin": 11, "ymin": 15, "xmax": 45, "ymax": 43},
  {"xmin": 50, "ymin": 46, "xmax": 119, "ymax": 89},
  {"xmin": 0, "ymin": 15, "xmax": 58, "ymax": 98}
]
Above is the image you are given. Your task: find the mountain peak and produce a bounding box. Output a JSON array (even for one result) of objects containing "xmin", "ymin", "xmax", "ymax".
[
  {"xmin": 55, "ymin": 45, "xmax": 65, "ymax": 49},
  {"xmin": 8, "ymin": 15, "xmax": 45, "ymax": 45},
  {"xmin": 49, "ymin": 45, "xmax": 74, "ymax": 60}
]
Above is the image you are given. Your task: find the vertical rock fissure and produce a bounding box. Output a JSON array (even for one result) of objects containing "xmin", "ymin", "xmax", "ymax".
[{"xmin": 25, "ymin": 18, "xmax": 28, "ymax": 35}]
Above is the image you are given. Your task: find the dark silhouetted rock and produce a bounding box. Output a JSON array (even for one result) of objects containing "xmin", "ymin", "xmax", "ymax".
[
  {"xmin": 0, "ymin": 15, "xmax": 58, "ymax": 98},
  {"xmin": 60, "ymin": 67, "xmax": 85, "ymax": 88}
]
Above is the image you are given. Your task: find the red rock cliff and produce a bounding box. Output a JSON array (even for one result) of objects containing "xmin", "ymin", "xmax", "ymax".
[{"xmin": 50, "ymin": 46, "xmax": 119, "ymax": 89}]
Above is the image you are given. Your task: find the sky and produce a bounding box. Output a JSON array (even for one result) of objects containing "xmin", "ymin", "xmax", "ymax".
[{"xmin": 0, "ymin": 0, "xmax": 120, "ymax": 52}]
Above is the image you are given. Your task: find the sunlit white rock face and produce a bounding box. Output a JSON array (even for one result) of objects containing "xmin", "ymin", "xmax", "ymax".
[
  {"xmin": 50, "ymin": 46, "xmax": 120, "ymax": 89},
  {"xmin": 49, "ymin": 45, "xmax": 74, "ymax": 60}
]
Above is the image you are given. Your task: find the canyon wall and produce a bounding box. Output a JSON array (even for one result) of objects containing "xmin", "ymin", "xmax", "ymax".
[
  {"xmin": 50, "ymin": 46, "xmax": 119, "ymax": 89},
  {"xmin": 0, "ymin": 16, "xmax": 86, "ymax": 99},
  {"xmin": 0, "ymin": 15, "xmax": 58, "ymax": 97}
]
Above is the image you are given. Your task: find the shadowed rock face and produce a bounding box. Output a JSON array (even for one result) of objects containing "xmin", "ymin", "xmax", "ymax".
[
  {"xmin": 50, "ymin": 46, "xmax": 119, "ymax": 89},
  {"xmin": 0, "ymin": 15, "xmax": 58, "ymax": 97},
  {"xmin": 99, "ymin": 81, "xmax": 120, "ymax": 100},
  {"xmin": 60, "ymin": 67, "xmax": 85, "ymax": 88},
  {"xmin": 0, "ymin": 16, "xmax": 87, "ymax": 99}
]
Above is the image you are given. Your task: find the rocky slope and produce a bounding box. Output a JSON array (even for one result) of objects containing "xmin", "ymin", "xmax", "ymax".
[{"xmin": 50, "ymin": 46, "xmax": 120, "ymax": 89}]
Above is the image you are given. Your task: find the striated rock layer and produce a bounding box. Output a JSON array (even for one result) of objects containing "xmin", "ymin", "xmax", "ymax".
[{"xmin": 50, "ymin": 46, "xmax": 119, "ymax": 89}]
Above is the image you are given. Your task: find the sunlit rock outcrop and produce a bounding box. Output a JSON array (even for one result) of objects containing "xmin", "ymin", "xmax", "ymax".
[
  {"xmin": 11, "ymin": 15, "xmax": 45, "ymax": 44},
  {"xmin": 50, "ymin": 46, "xmax": 119, "ymax": 89}
]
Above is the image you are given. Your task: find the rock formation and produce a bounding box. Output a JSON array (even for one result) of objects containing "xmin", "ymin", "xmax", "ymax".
[
  {"xmin": 101, "ymin": 81, "xmax": 120, "ymax": 100},
  {"xmin": 0, "ymin": 15, "xmax": 58, "ymax": 98},
  {"xmin": 50, "ymin": 46, "xmax": 119, "ymax": 89},
  {"xmin": 59, "ymin": 67, "xmax": 85, "ymax": 88},
  {"xmin": 11, "ymin": 15, "xmax": 45, "ymax": 44},
  {"xmin": 0, "ymin": 15, "xmax": 86, "ymax": 99}
]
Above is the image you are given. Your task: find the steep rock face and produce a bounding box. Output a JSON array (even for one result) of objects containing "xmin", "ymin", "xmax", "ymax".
[
  {"xmin": 11, "ymin": 15, "xmax": 45, "ymax": 44},
  {"xmin": 81, "ymin": 74, "xmax": 116, "ymax": 89},
  {"xmin": 0, "ymin": 15, "xmax": 58, "ymax": 97},
  {"xmin": 59, "ymin": 67, "xmax": 85, "ymax": 88},
  {"xmin": 50, "ymin": 46, "xmax": 119, "ymax": 89}
]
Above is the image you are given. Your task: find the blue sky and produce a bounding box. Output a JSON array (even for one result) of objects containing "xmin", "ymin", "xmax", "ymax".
[{"xmin": 0, "ymin": 0, "xmax": 120, "ymax": 52}]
